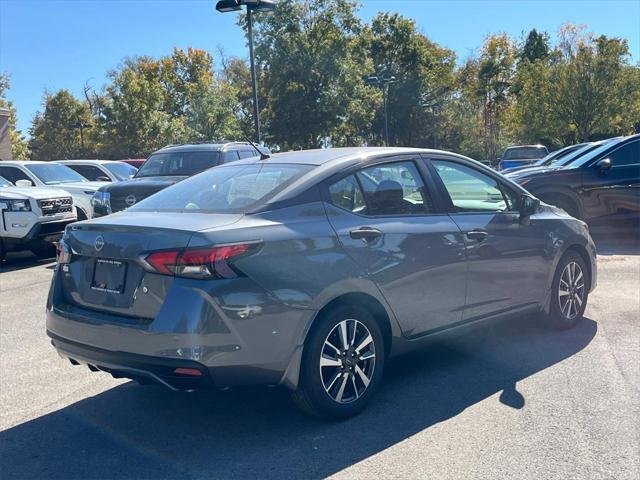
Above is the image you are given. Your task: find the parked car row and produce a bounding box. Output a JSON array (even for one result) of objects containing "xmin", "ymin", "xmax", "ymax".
[{"xmin": 504, "ymin": 134, "xmax": 639, "ymax": 223}]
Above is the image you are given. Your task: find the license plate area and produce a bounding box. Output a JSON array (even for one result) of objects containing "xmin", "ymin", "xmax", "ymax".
[{"xmin": 91, "ymin": 259, "xmax": 127, "ymax": 294}]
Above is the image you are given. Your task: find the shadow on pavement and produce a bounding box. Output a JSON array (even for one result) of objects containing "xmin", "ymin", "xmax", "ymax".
[
  {"xmin": 591, "ymin": 222, "xmax": 640, "ymax": 255},
  {"xmin": 0, "ymin": 251, "xmax": 55, "ymax": 273},
  {"xmin": 0, "ymin": 315, "xmax": 597, "ymax": 479}
]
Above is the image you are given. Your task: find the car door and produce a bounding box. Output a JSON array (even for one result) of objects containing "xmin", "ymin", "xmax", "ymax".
[
  {"xmin": 323, "ymin": 156, "xmax": 467, "ymax": 338},
  {"xmin": 580, "ymin": 139, "xmax": 640, "ymax": 222},
  {"xmin": 425, "ymin": 156, "xmax": 551, "ymax": 321}
]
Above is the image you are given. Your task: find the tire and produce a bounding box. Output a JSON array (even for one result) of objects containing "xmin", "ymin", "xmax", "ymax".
[
  {"xmin": 292, "ymin": 304, "xmax": 385, "ymax": 419},
  {"xmin": 545, "ymin": 251, "xmax": 589, "ymax": 329},
  {"xmin": 75, "ymin": 207, "xmax": 88, "ymax": 221}
]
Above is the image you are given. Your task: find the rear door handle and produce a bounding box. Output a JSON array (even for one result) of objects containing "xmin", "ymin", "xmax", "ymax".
[
  {"xmin": 350, "ymin": 227, "xmax": 382, "ymax": 241},
  {"xmin": 466, "ymin": 229, "xmax": 488, "ymax": 241}
]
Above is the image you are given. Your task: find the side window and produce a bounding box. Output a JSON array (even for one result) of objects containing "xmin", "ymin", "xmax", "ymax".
[
  {"xmin": 328, "ymin": 175, "xmax": 366, "ymax": 213},
  {"xmin": 356, "ymin": 161, "xmax": 431, "ymax": 215},
  {"xmin": 432, "ymin": 160, "xmax": 518, "ymax": 213},
  {"xmin": 68, "ymin": 165, "xmax": 107, "ymax": 181},
  {"xmin": 223, "ymin": 151, "xmax": 241, "ymax": 163},
  {"xmin": 609, "ymin": 141, "xmax": 639, "ymax": 167},
  {"xmin": 0, "ymin": 166, "xmax": 31, "ymax": 184}
]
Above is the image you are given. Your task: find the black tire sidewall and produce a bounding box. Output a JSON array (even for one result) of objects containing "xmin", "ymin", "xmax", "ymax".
[
  {"xmin": 549, "ymin": 251, "xmax": 589, "ymax": 329},
  {"xmin": 298, "ymin": 304, "xmax": 385, "ymax": 419}
]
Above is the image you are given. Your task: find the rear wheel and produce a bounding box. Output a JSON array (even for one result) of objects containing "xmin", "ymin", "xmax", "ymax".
[
  {"xmin": 292, "ymin": 305, "xmax": 385, "ymax": 419},
  {"xmin": 546, "ymin": 251, "xmax": 589, "ymax": 329}
]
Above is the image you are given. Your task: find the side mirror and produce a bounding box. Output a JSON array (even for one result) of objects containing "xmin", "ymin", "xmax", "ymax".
[
  {"xmin": 15, "ymin": 179, "xmax": 33, "ymax": 187},
  {"xmin": 519, "ymin": 194, "xmax": 540, "ymax": 218},
  {"xmin": 96, "ymin": 176, "xmax": 111, "ymax": 182},
  {"xmin": 596, "ymin": 157, "xmax": 612, "ymax": 171}
]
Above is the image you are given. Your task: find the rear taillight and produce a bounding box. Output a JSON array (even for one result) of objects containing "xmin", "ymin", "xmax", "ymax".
[
  {"xmin": 143, "ymin": 243, "xmax": 259, "ymax": 279},
  {"xmin": 56, "ymin": 240, "xmax": 71, "ymax": 264}
]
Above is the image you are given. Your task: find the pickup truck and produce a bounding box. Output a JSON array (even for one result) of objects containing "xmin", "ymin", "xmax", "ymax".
[{"xmin": 0, "ymin": 176, "xmax": 77, "ymax": 260}]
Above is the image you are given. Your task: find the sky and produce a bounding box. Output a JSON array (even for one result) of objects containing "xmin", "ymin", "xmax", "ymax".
[{"xmin": 1, "ymin": 0, "xmax": 639, "ymax": 136}]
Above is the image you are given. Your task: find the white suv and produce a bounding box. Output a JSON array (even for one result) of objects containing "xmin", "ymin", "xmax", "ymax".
[
  {"xmin": 0, "ymin": 161, "xmax": 108, "ymax": 220},
  {"xmin": 55, "ymin": 160, "xmax": 138, "ymax": 182},
  {"xmin": 0, "ymin": 176, "xmax": 77, "ymax": 260}
]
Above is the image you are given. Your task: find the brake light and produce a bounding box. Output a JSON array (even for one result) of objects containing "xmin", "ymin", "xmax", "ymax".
[
  {"xmin": 143, "ymin": 243, "xmax": 258, "ymax": 279},
  {"xmin": 56, "ymin": 240, "xmax": 71, "ymax": 264}
]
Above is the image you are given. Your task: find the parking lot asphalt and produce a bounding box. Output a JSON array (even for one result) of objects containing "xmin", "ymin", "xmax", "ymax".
[{"xmin": 1, "ymin": 230, "xmax": 638, "ymax": 480}]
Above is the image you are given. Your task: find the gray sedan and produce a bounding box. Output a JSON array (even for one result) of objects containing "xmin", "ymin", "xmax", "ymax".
[{"xmin": 46, "ymin": 147, "xmax": 597, "ymax": 418}]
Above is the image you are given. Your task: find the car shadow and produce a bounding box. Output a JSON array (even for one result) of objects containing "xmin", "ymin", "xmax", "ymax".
[
  {"xmin": 591, "ymin": 224, "xmax": 639, "ymax": 256},
  {"xmin": 0, "ymin": 252, "xmax": 56, "ymax": 273},
  {"xmin": 0, "ymin": 315, "xmax": 596, "ymax": 479}
]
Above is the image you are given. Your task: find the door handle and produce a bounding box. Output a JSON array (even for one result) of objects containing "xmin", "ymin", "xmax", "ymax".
[
  {"xmin": 350, "ymin": 227, "xmax": 382, "ymax": 241},
  {"xmin": 466, "ymin": 229, "xmax": 488, "ymax": 241}
]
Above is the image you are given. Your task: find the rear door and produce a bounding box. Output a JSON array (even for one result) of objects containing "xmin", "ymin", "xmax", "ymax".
[
  {"xmin": 323, "ymin": 155, "xmax": 467, "ymax": 338},
  {"xmin": 425, "ymin": 156, "xmax": 551, "ymax": 321}
]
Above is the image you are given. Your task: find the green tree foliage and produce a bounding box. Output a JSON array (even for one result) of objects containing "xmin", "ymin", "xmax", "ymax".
[
  {"xmin": 251, "ymin": 0, "xmax": 378, "ymax": 149},
  {"xmin": 0, "ymin": 73, "xmax": 30, "ymax": 159},
  {"xmin": 367, "ymin": 12, "xmax": 456, "ymax": 148},
  {"xmin": 28, "ymin": 90, "xmax": 95, "ymax": 161},
  {"xmin": 520, "ymin": 29, "xmax": 550, "ymax": 63}
]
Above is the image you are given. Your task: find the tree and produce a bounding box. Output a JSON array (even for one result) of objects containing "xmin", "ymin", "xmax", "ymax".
[
  {"xmin": 28, "ymin": 90, "xmax": 95, "ymax": 160},
  {"xmin": 520, "ymin": 29, "xmax": 550, "ymax": 63},
  {"xmin": 0, "ymin": 73, "xmax": 30, "ymax": 159},
  {"xmin": 100, "ymin": 48, "xmax": 241, "ymax": 158},
  {"xmin": 251, "ymin": 0, "xmax": 378, "ymax": 149},
  {"xmin": 367, "ymin": 12, "xmax": 457, "ymax": 148}
]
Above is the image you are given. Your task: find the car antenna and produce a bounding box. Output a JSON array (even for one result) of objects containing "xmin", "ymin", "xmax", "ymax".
[{"xmin": 244, "ymin": 137, "xmax": 270, "ymax": 160}]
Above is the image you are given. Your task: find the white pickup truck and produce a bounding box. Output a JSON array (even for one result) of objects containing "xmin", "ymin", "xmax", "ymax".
[{"xmin": 0, "ymin": 176, "xmax": 77, "ymax": 260}]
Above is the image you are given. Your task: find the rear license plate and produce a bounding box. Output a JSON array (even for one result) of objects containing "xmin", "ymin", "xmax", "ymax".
[{"xmin": 91, "ymin": 259, "xmax": 127, "ymax": 294}]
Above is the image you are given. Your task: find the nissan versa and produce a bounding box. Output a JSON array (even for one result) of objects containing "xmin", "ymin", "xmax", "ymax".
[{"xmin": 47, "ymin": 147, "xmax": 597, "ymax": 418}]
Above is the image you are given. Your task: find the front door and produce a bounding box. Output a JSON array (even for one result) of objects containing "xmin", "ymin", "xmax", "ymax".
[
  {"xmin": 324, "ymin": 157, "xmax": 467, "ymax": 338},
  {"xmin": 427, "ymin": 158, "xmax": 552, "ymax": 321}
]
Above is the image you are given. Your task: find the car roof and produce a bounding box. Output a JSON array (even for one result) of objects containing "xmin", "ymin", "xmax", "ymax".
[
  {"xmin": 56, "ymin": 159, "xmax": 122, "ymax": 164},
  {"xmin": 157, "ymin": 142, "xmax": 261, "ymax": 153}
]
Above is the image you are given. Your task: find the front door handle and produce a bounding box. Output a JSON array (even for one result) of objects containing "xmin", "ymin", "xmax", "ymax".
[
  {"xmin": 350, "ymin": 227, "xmax": 382, "ymax": 241},
  {"xmin": 466, "ymin": 229, "xmax": 488, "ymax": 241}
]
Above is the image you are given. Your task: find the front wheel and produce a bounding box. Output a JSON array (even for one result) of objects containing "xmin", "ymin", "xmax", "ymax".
[
  {"xmin": 292, "ymin": 305, "xmax": 385, "ymax": 419},
  {"xmin": 546, "ymin": 251, "xmax": 589, "ymax": 329}
]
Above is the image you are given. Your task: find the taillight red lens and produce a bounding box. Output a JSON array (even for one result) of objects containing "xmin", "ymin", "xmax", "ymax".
[
  {"xmin": 144, "ymin": 244, "xmax": 256, "ymax": 279},
  {"xmin": 56, "ymin": 240, "xmax": 71, "ymax": 264}
]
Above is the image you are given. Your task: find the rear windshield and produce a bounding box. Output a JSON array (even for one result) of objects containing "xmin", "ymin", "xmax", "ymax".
[
  {"xmin": 503, "ymin": 147, "xmax": 547, "ymax": 160},
  {"xmin": 136, "ymin": 151, "xmax": 221, "ymax": 178},
  {"xmin": 130, "ymin": 163, "xmax": 314, "ymax": 213}
]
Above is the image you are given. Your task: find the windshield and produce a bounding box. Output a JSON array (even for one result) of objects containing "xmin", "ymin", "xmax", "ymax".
[
  {"xmin": 25, "ymin": 163, "xmax": 87, "ymax": 184},
  {"xmin": 136, "ymin": 151, "xmax": 221, "ymax": 178},
  {"xmin": 503, "ymin": 147, "xmax": 547, "ymax": 160},
  {"xmin": 0, "ymin": 176, "xmax": 11, "ymax": 187},
  {"xmin": 104, "ymin": 162, "xmax": 138, "ymax": 180},
  {"xmin": 131, "ymin": 163, "xmax": 314, "ymax": 213}
]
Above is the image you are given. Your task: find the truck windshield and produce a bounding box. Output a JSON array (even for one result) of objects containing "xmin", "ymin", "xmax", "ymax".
[
  {"xmin": 136, "ymin": 151, "xmax": 221, "ymax": 178},
  {"xmin": 26, "ymin": 164, "xmax": 87, "ymax": 185}
]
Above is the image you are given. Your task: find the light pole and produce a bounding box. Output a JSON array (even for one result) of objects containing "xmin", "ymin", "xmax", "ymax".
[
  {"xmin": 365, "ymin": 73, "xmax": 397, "ymax": 146},
  {"xmin": 215, "ymin": 0, "xmax": 276, "ymax": 144}
]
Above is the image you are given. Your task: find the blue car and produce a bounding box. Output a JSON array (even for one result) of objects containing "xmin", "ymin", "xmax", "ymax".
[{"xmin": 499, "ymin": 145, "xmax": 549, "ymax": 170}]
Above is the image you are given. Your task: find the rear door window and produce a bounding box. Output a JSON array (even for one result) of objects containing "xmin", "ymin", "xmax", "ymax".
[{"xmin": 328, "ymin": 175, "xmax": 366, "ymax": 213}]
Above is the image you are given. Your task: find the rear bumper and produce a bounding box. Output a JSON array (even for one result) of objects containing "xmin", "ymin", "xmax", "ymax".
[
  {"xmin": 48, "ymin": 331, "xmax": 213, "ymax": 390},
  {"xmin": 46, "ymin": 270, "xmax": 315, "ymax": 390}
]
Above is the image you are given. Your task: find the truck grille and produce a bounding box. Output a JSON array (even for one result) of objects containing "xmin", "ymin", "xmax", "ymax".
[
  {"xmin": 38, "ymin": 197, "xmax": 73, "ymax": 216},
  {"xmin": 110, "ymin": 194, "xmax": 148, "ymax": 213}
]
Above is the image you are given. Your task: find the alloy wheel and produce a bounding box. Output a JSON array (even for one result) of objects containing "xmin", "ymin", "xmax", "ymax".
[
  {"xmin": 319, "ymin": 319, "xmax": 376, "ymax": 404},
  {"xmin": 558, "ymin": 261, "xmax": 585, "ymax": 320}
]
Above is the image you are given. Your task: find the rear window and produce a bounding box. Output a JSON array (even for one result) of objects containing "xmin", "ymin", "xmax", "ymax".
[
  {"xmin": 136, "ymin": 151, "xmax": 221, "ymax": 177},
  {"xmin": 503, "ymin": 147, "xmax": 547, "ymax": 160},
  {"xmin": 131, "ymin": 163, "xmax": 314, "ymax": 213}
]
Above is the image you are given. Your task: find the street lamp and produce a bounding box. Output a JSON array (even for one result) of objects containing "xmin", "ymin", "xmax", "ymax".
[
  {"xmin": 365, "ymin": 73, "xmax": 397, "ymax": 146},
  {"xmin": 215, "ymin": 0, "xmax": 276, "ymax": 144}
]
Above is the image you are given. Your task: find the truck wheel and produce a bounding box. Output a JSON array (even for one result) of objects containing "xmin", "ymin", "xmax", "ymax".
[{"xmin": 75, "ymin": 207, "xmax": 88, "ymax": 221}]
